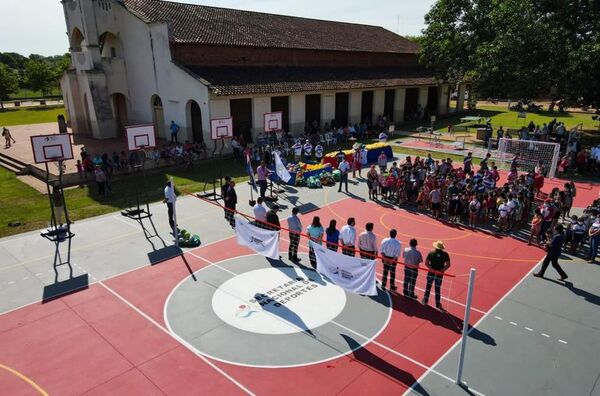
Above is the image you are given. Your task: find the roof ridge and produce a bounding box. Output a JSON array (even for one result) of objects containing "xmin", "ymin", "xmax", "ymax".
[{"xmin": 141, "ymin": 0, "xmax": 395, "ymax": 31}]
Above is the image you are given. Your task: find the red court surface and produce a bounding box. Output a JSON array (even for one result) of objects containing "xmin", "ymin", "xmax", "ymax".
[{"xmin": 0, "ymin": 197, "xmax": 547, "ymax": 395}]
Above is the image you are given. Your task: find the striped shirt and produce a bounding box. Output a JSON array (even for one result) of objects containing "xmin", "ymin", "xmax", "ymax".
[{"xmin": 358, "ymin": 231, "xmax": 377, "ymax": 252}]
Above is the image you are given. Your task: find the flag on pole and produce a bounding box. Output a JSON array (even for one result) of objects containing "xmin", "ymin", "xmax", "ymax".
[
  {"xmin": 246, "ymin": 152, "xmax": 258, "ymax": 192},
  {"xmin": 274, "ymin": 152, "xmax": 291, "ymax": 183}
]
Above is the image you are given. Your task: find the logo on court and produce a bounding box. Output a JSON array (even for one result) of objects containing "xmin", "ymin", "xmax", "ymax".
[{"xmin": 235, "ymin": 304, "xmax": 258, "ymax": 318}]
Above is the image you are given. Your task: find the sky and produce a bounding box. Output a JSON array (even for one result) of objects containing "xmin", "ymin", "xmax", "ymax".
[{"xmin": 0, "ymin": 0, "xmax": 436, "ymax": 56}]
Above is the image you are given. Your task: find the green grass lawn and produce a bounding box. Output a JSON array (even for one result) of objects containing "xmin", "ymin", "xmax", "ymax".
[
  {"xmin": 0, "ymin": 106, "xmax": 67, "ymax": 126},
  {"xmin": 0, "ymin": 158, "xmax": 249, "ymax": 238}
]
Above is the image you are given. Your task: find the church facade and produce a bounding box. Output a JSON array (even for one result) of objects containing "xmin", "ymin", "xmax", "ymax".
[{"xmin": 60, "ymin": 0, "xmax": 459, "ymax": 144}]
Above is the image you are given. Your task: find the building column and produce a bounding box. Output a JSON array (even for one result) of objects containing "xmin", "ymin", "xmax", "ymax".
[
  {"xmin": 321, "ymin": 93, "xmax": 335, "ymax": 127},
  {"xmin": 418, "ymin": 87, "xmax": 429, "ymax": 119},
  {"xmin": 438, "ymin": 85, "xmax": 449, "ymax": 115},
  {"xmin": 349, "ymin": 91, "xmax": 362, "ymax": 124},
  {"xmin": 394, "ymin": 88, "xmax": 406, "ymax": 123},
  {"xmin": 373, "ymin": 89, "xmax": 385, "ymax": 119},
  {"xmin": 252, "ymin": 96, "xmax": 271, "ymax": 136},
  {"xmin": 289, "ymin": 94, "xmax": 305, "ymax": 135},
  {"xmin": 456, "ymin": 84, "xmax": 466, "ymax": 111}
]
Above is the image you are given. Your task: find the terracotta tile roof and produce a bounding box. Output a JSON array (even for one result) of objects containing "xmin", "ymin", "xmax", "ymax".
[
  {"xmin": 184, "ymin": 66, "xmax": 437, "ymax": 96},
  {"xmin": 122, "ymin": 0, "xmax": 419, "ymax": 54}
]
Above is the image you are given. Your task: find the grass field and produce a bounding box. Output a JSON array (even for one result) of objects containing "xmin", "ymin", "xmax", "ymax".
[
  {"xmin": 0, "ymin": 159, "xmax": 249, "ymax": 238},
  {"xmin": 0, "ymin": 106, "xmax": 66, "ymax": 126}
]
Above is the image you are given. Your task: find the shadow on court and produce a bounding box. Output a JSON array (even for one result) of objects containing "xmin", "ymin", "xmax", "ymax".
[
  {"xmin": 42, "ymin": 273, "xmax": 89, "ymax": 303},
  {"xmin": 545, "ymin": 279, "xmax": 600, "ymax": 306},
  {"xmin": 341, "ymin": 334, "xmax": 431, "ymax": 395},
  {"xmin": 148, "ymin": 245, "xmax": 197, "ymax": 281},
  {"xmin": 390, "ymin": 295, "xmax": 463, "ymax": 333},
  {"xmin": 266, "ymin": 257, "xmax": 327, "ymax": 286},
  {"xmin": 254, "ymin": 292, "xmax": 315, "ymax": 337}
]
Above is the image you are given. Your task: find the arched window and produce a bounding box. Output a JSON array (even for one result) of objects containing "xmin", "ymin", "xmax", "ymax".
[
  {"xmin": 71, "ymin": 27, "xmax": 85, "ymax": 52},
  {"xmin": 99, "ymin": 32, "xmax": 123, "ymax": 58}
]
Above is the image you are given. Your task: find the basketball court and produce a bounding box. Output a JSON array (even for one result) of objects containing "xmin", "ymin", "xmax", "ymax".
[{"xmin": 1, "ymin": 130, "xmax": 598, "ymax": 395}]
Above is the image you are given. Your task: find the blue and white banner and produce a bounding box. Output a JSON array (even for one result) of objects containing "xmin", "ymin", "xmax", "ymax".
[
  {"xmin": 274, "ymin": 152, "xmax": 291, "ymax": 183},
  {"xmin": 246, "ymin": 152, "xmax": 258, "ymax": 192},
  {"xmin": 310, "ymin": 241, "xmax": 377, "ymax": 296},
  {"xmin": 235, "ymin": 216, "xmax": 280, "ymax": 260}
]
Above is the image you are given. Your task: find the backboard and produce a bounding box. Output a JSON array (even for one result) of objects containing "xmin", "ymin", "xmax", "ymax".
[
  {"xmin": 211, "ymin": 117, "xmax": 233, "ymax": 140},
  {"xmin": 264, "ymin": 112, "xmax": 283, "ymax": 133},
  {"xmin": 31, "ymin": 134, "xmax": 74, "ymax": 164},
  {"xmin": 126, "ymin": 124, "xmax": 156, "ymax": 150}
]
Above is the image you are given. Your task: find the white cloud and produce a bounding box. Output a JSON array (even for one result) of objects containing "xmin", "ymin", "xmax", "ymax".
[{"xmin": 0, "ymin": 0, "xmax": 435, "ymax": 56}]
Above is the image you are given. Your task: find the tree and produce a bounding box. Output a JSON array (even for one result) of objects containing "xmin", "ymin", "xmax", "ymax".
[
  {"xmin": 420, "ymin": 0, "xmax": 600, "ymax": 107},
  {"xmin": 24, "ymin": 59, "xmax": 55, "ymax": 96},
  {"xmin": 0, "ymin": 63, "xmax": 19, "ymax": 109}
]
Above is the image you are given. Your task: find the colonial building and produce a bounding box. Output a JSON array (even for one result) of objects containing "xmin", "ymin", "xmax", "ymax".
[{"xmin": 60, "ymin": 0, "xmax": 456, "ymax": 144}]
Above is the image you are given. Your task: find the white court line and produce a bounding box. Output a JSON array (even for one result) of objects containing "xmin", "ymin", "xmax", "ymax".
[
  {"xmin": 112, "ymin": 215, "xmax": 144, "ymax": 231},
  {"xmin": 558, "ymin": 340, "xmax": 567, "ymax": 344},
  {"xmin": 99, "ymin": 281, "xmax": 254, "ymax": 395},
  {"xmin": 402, "ymin": 258, "xmax": 544, "ymax": 396},
  {"xmin": 509, "ymin": 321, "xmax": 518, "ymax": 326},
  {"xmin": 494, "ymin": 316, "xmax": 502, "ymax": 321},
  {"xmin": 525, "ymin": 327, "xmax": 533, "ymax": 332},
  {"xmin": 541, "ymin": 333, "xmax": 550, "ymax": 338}
]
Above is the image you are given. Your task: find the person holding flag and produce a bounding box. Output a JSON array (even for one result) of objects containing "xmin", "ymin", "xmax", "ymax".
[
  {"xmin": 245, "ymin": 150, "xmax": 258, "ymax": 199},
  {"xmin": 274, "ymin": 151, "xmax": 292, "ymax": 184}
]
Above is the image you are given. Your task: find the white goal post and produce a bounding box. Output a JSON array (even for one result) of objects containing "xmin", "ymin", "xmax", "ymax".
[{"xmin": 496, "ymin": 138, "xmax": 560, "ymax": 178}]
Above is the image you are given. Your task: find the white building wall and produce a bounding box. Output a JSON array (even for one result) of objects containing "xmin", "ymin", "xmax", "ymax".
[
  {"xmin": 210, "ymin": 99, "xmax": 231, "ymax": 119},
  {"xmin": 289, "ymin": 94, "xmax": 305, "ymax": 133},
  {"xmin": 252, "ymin": 96, "xmax": 271, "ymax": 135},
  {"xmin": 373, "ymin": 90, "xmax": 385, "ymax": 118},
  {"xmin": 349, "ymin": 91, "xmax": 362, "ymax": 124},
  {"xmin": 394, "ymin": 88, "xmax": 406, "ymax": 123},
  {"xmin": 321, "ymin": 93, "xmax": 335, "ymax": 127}
]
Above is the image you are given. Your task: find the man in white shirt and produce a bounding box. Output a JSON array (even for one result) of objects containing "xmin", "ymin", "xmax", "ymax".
[
  {"xmin": 163, "ymin": 180, "xmax": 176, "ymax": 231},
  {"xmin": 339, "ymin": 217, "xmax": 356, "ymax": 256},
  {"xmin": 498, "ymin": 199, "xmax": 510, "ymax": 231},
  {"xmin": 338, "ymin": 158, "xmax": 350, "ymax": 193},
  {"xmin": 291, "ymin": 140, "xmax": 302, "ymax": 162},
  {"xmin": 380, "ymin": 229, "xmax": 402, "ymax": 291},
  {"xmin": 252, "ymin": 197, "xmax": 267, "ymax": 227},
  {"xmin": 358, "ymin": 222, "xmax": 377, "ymax": 259}
]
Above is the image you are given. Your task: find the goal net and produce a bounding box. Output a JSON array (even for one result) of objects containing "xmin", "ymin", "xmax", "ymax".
[{"xmin": 496, "ymin": 138, "xmax": 560, "ymax": 178}]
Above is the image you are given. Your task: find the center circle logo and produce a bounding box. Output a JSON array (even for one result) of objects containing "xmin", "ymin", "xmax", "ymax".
[
  {"xmin": 165, "ymin": 255, "xmax": 392, "ymax": 367},
  {"xmin": 212, "ymin": 268, "xmax": 347, "ymax": 335}
]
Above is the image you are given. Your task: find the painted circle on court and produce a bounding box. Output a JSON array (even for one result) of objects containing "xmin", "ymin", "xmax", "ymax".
[
  {"xmin": 212, "ymin": 268, "xmax": 347, "ymax": 335},
  {"xmin": 165, "ymin": 255, "xmax": 392, "ymax": 367}
]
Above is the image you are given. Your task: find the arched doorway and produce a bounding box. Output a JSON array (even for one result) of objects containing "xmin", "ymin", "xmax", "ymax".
[
  {"xmin": 111, "ymin": 93, "xmax": 128, "ymax": 135},
  {"xmin": 152, "ymin": 95, "xmax": 165, "ymax": 138},
  {"xmin": 187, "ymin": 100, "xmax": 204, "ymax": 143}
]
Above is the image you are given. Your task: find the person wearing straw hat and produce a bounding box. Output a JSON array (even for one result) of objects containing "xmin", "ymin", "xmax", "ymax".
[{"xmin": 422, "ymin": 240, "xmax": 451, "ymax": 311}]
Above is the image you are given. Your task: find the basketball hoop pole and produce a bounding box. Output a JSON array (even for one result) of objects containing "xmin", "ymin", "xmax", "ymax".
[
  {"xmin": 456, "ymin": 268, "xmax": 476, "ymax": 386},
  {"xmin": 171, "ymin": 176, "xmax": 179, "ymax": 247}
]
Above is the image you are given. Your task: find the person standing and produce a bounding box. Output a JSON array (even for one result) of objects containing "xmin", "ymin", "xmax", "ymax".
[
  {"xmin": 339, "ymin": 217, "xmax": 357, "ymax": 256},
  {"xmin": 463, "ymin": 152, "xmax": 473, "ymax": 174},
  {"xmin": 352, "ymin": 148, "xmax": 362, "ymax": 178},
  {"xmin": 266, "ymin": 204, "xmax": 281, "ymax": 230},
  {"xmin": 292, "ymin": 140, "xmax": 302, "ymax": 162},
  {"xmin": 52, "ymin": 186, "xmax": 65, "ymax": 226},
  {"xmin": 358, "ymin": 223, "xmax": 377, "ymax": 259},
  {"xmin": 380, "ymin": 229, "xmax": 402, "ymax": 292},
  {"xmin": 224, "ymin": 180, "xmax": 237, "ymax": 228},
  {"xmin": 422, "ymin": 240, "xmax": 451, "ymax": 311},
  {"xmin": 588, "ymin": 215, "xmax": 600, "ymax": 263},
  {"xmin": 315, "ymin": 143, "xmax": 324, "ymax": 163},
  {"xmin": 2, "ymin": 127, "xmax": 16, "ymax": 148},
  {"xmin": 533, "ymin": 224, "xmax": 568, "ymax": 281},
  {"xmin": 338, "ymin": 157, "xmax": 350, "ymax": 193},
  {"xmin": 252, "ymin": 197, "xmax": 268, "ymax": 227},
  {"xmin": 303, "ymin": 140, "xmax": 313, "ymax": 161},
  {"xmin": 429, "ymin": 185, "xmax": 442, "ymax": 219},
  {"xmin": 287, "ymin": 207, "xmax": 302, "ymax": 262},
  {"xmin": 325, "ymin": 219, "xmax": 340, "ymax": 251},
  {"xmin": 307, "ymin": 216, "xmax": 324, "ymax": 268},
  {"xmin": 221, "ymin": 176, "xmax": 231, "ymax": 218},
  {"xmin": 170, "ymin": 120, "xmax": 179, "ymax": 143},
  {"xmin": 256, "ymin": 161, "xmax": 270, "ymax": 199},
  {"xmin": 231, "ymin": 137, "xmax": 241, "ymax": 159},
  {"xmin": 402, "ymin": 238, "xmax": 423, "ymax": 299},
  {"xmin": 163, "ymin": 180, "xmax": 176, "ymax": 231},
  {"xmin": 95, "ymin": 166, "xmax": 107, "ymax": 196}
]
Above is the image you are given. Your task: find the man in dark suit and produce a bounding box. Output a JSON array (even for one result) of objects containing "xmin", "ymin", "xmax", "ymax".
[
  {"xmin": 224, "ymin": 180, "xmax": 237, "ymax": 228},
  {"xmin": 534, "ymin": 224, "xmax": 568, "ymax": 281},
  {"xmin": 265, "ymin": 205, "xmax": 281, "ymax": 231}
]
